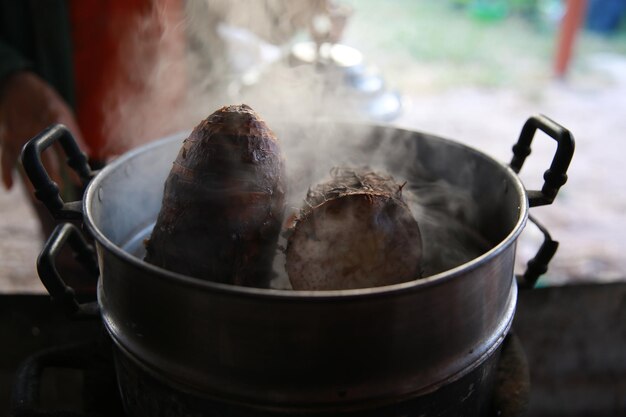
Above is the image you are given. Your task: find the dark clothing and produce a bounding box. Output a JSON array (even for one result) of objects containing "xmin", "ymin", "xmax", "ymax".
[{"xmin": 0, "ymin": 0, "xmax": 75, "ymax": 108}]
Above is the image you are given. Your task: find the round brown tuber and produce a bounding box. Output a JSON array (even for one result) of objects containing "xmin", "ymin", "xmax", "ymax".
[{"xmin": 285, "ymin": 167, "xmax": 422, "ymax": 290}]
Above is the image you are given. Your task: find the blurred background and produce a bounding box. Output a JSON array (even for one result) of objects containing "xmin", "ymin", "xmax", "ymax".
[{"xmin": 1, "ymin": 0, "xmax": 625, "ymax": 291}]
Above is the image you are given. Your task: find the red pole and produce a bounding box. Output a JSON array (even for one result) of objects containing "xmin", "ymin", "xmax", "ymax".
[{"xmin": 554, "ymin": 0, "xmax": 588, "ymax": 78}]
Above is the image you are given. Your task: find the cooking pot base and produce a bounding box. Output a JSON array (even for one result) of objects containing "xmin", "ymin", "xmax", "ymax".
[{"xmin": 113, "ymin": 336, "xmax": 527, "ymax": 417}]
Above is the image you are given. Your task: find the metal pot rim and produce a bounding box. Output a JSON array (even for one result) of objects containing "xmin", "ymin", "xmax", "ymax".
[{"xmin": 83, "ymin": 123, "xmax": 529, "ymax": 300}]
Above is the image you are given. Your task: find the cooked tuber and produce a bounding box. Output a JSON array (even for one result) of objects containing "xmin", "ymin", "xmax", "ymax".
[
  {"xmin": 144, "ymin": 104, "xmax": 285, "ymax": 287},
  {"xmin": 285, "ymin": 167, "xmax": 422, "ymax": 290}
]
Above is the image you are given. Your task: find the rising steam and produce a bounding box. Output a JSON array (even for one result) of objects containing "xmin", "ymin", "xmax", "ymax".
[
  {"xmin": 101, "ymin": 0, "xmax": 341, "ymax": 156},
  {"xmin": 101, "ymin": 1, "xmax": 492, "ymax": 287}
]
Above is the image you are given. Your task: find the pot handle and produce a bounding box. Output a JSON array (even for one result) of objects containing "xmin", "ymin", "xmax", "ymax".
[
  {"xmin": 38, "ymin": 223, "xmax": 100, "ymax": 319},
  {"xmin": 510, "ymin": 115, "xmax": 575, "ymax": 207},
  {"xmin": 517, "ymin": 215, "xmax": 559, "ymax": 289},
  {"xmin": 11, "ymin": 341, "xmax": 123, "ymax": 417},
  {"xmin": 20, "ymin": 124, "xmax": 95, "ymax": 220}
]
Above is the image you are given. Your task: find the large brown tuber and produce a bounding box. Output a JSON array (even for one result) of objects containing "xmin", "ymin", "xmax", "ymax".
[
  {"xmin": 285, "ymin": 167, "xmax": 423, "ymax": 290},
  {"xmin": 144, "ymin": 104, "xmax": 285, "ymax": 287}
]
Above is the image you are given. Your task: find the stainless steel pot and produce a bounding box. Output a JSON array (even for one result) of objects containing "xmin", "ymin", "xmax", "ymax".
[{"xmin": 22, "ymin": 116, "xmax": 574, "ymax": 415}]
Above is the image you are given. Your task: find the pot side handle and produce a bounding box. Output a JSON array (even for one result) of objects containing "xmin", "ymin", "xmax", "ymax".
[
  {"xmin": 510, "ymin": 115, "xmax": 575, "ymax": 207},
  {"xmin": 20, "ymin": 124, "xmax": 95, "ymax": 220},
  {"xmin": 37, "ymin": 223, "xmax": 100, "ymax": 319},
  {"xmin": 511, "ymin": 115, "xmax": 574, "ymax": 288},
  {"xmin": 11, "ymin": 341, "xmax": 122, "ymax": 417},
  {"xmin": 517, "ymin": 215, "xmax": 559, "ymax": 289}
]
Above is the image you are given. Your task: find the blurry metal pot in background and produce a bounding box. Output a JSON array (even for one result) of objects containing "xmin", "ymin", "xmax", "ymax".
[{"xmin": 288, "ymin": 42, "xmax": 403, "ymax": 121}]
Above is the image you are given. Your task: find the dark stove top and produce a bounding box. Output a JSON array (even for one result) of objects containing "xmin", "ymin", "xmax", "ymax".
[
  {"xmin": 0, "ymin": 295, "xmax": 109, "ymax": 416},
  {"xmin": 2, "ymin": 283, "xmax": 626, "ymax": 417}
]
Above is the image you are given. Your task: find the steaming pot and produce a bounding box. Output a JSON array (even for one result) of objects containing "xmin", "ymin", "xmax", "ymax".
[{"xmin": 22, "ymin": 116, "xmax": 574, "ymax": 416}]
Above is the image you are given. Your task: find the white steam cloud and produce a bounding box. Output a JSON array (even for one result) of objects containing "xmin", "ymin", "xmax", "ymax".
[{"xmin": 101, "ymin": 1, "xmax": 491, "ymax": 287}]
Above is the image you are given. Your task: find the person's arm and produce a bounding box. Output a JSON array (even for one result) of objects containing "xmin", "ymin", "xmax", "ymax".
[{"xmin": 0, "ymin": 41, "xmax": 86, "ymax": 190}]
